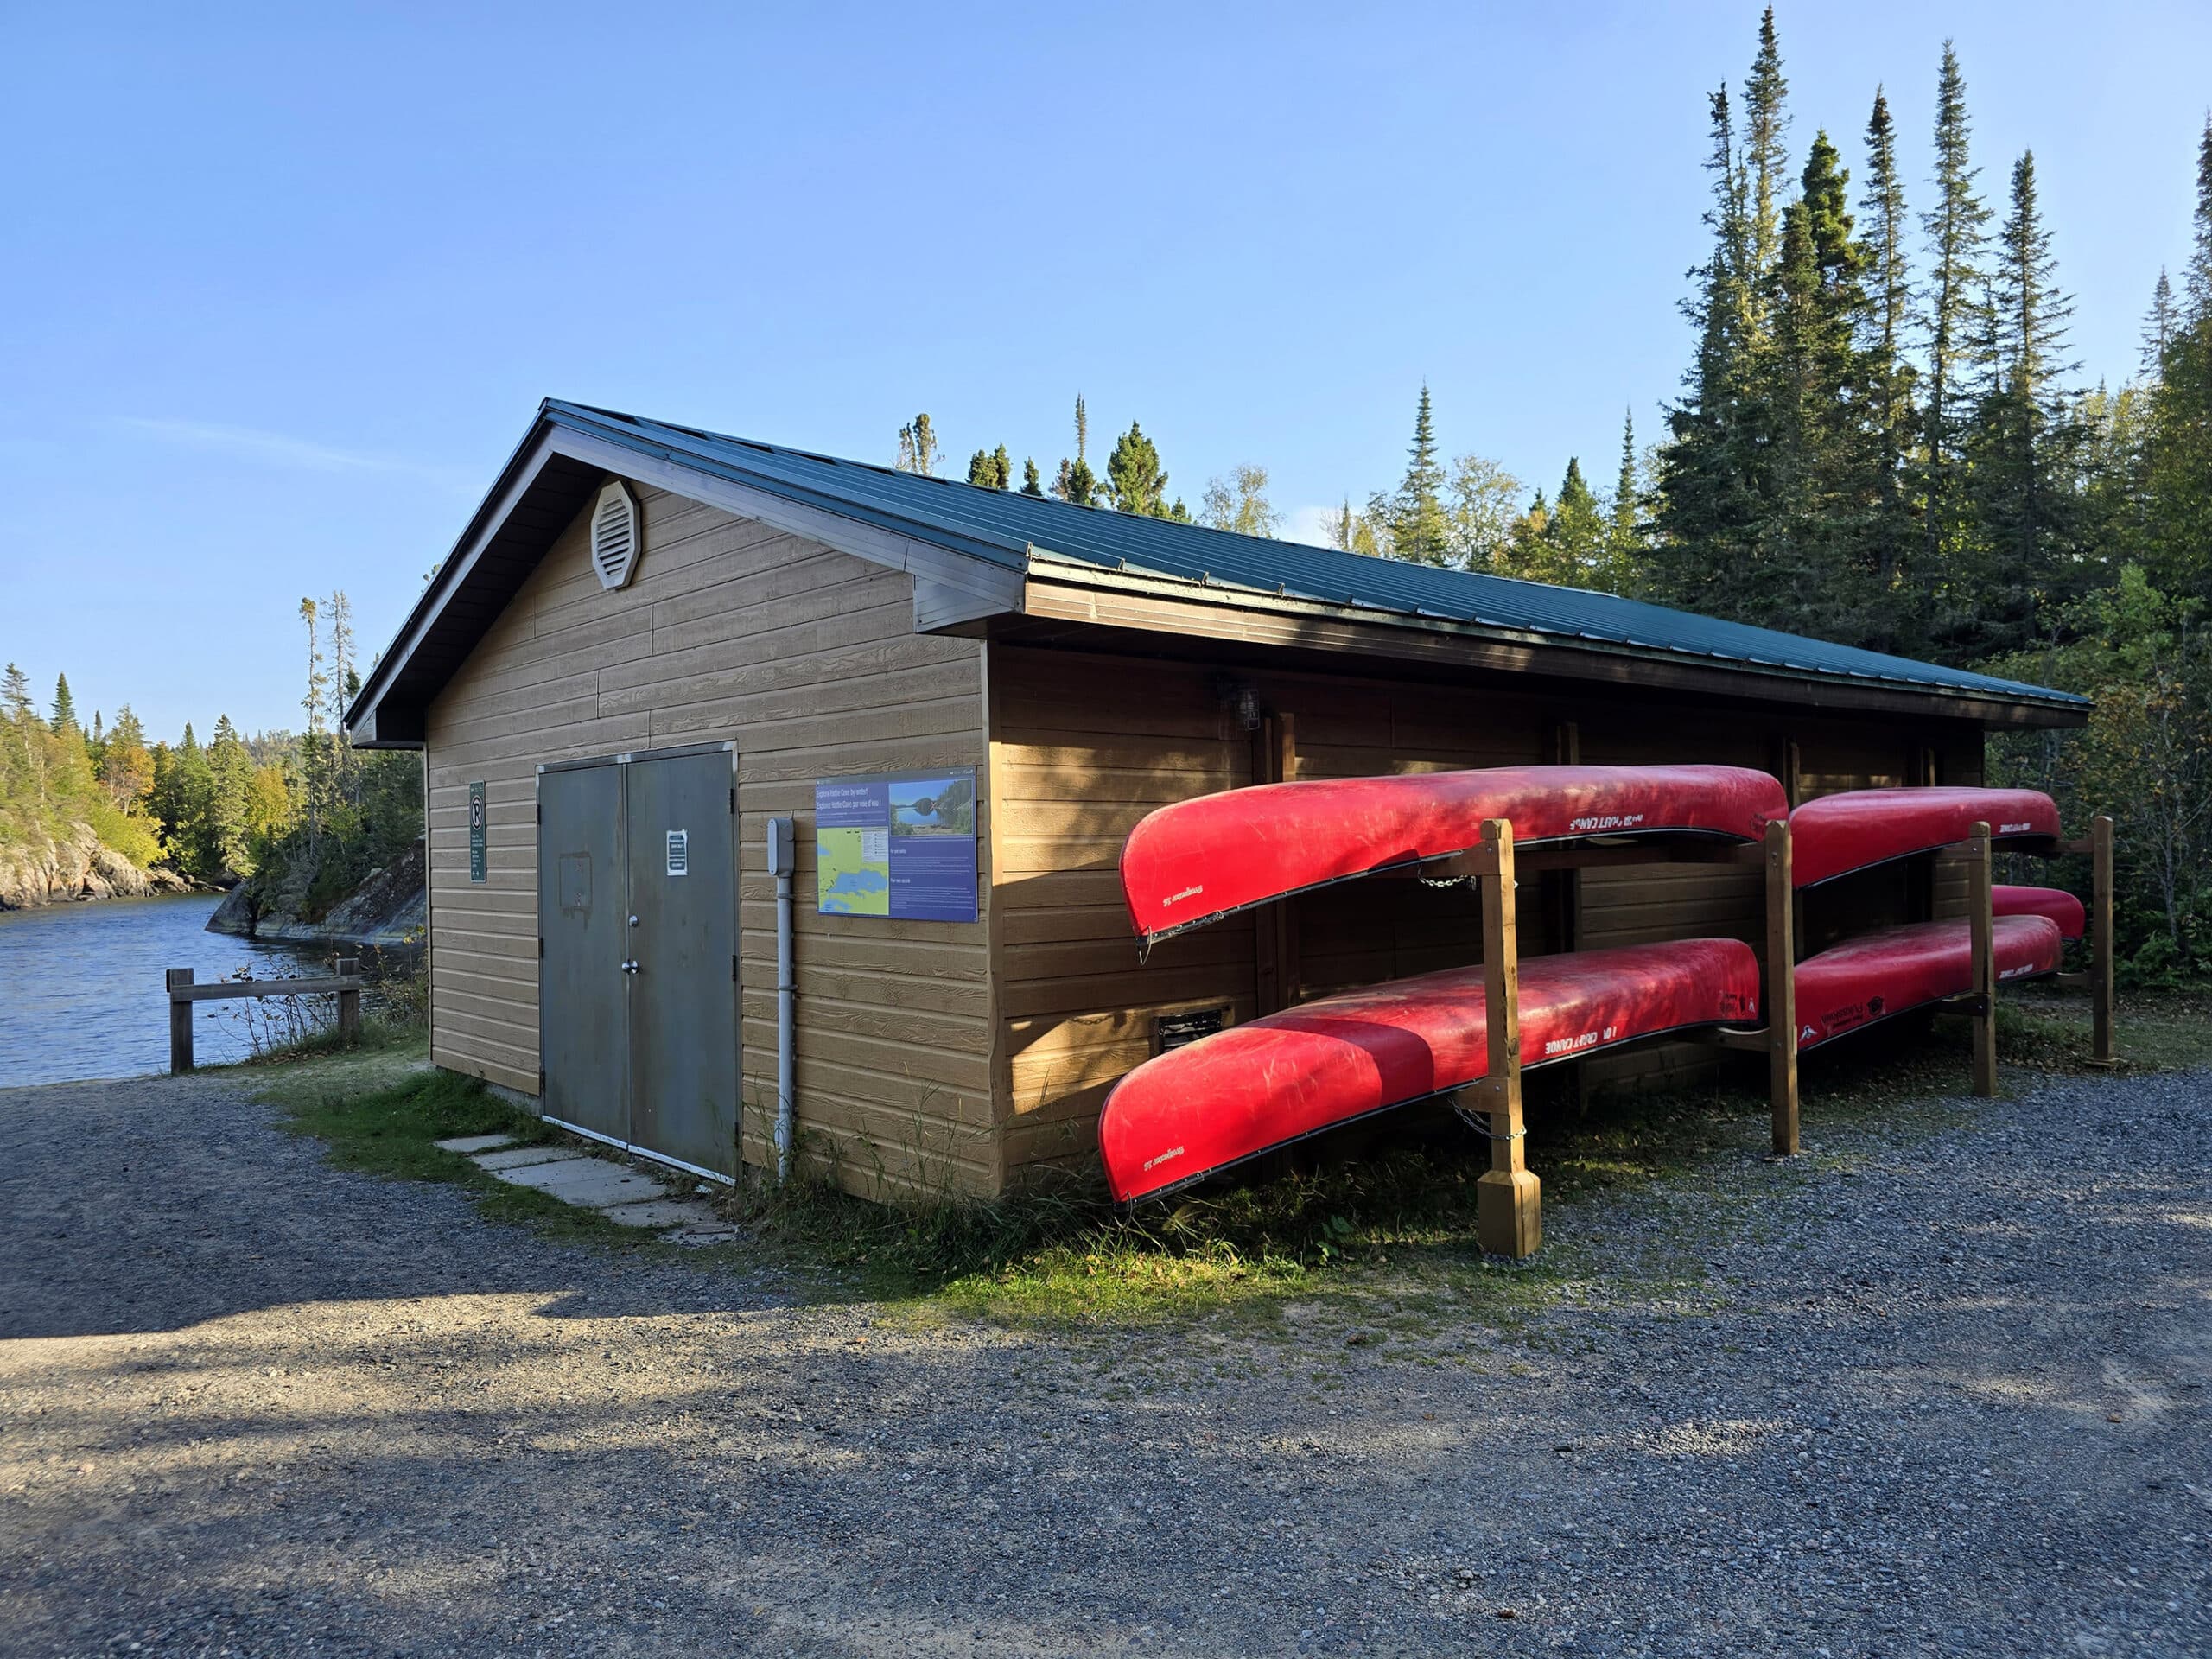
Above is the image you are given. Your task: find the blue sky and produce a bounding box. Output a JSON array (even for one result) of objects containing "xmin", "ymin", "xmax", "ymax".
[{"xmin": 3, "ymin": 2, "xmax": 2206, "ymax": 739}]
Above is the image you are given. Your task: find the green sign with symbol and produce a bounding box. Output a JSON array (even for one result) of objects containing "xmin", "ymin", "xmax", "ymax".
[{"xmin": 468, "ymin": 781, "xmax": 487, "ymax": 883}]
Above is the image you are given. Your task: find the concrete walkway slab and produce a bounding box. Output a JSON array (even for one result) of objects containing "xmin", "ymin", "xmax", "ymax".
[
  {"xmin": 495, "ymin": 1157, "xmax": 667, "ymax": 1207},
  {"xmin": 474, "ymin": 1145, "xmax": 577, "ymax": 1172},
  {"xmin": 434, "ymin": 1133, "xmax": 518, "ymax": 1154}
]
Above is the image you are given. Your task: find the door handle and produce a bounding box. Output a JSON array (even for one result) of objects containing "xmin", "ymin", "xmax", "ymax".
[{"xmin": 620, "ymin": 959, "xmax": 639, "ymax": 975}]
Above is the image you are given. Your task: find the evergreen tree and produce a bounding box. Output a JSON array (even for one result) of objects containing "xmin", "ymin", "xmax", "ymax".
[
  {"xmin": 1388, "ymin": 385, "xmax": 1451, "ymax": 563},
  {"xmin": 1742, "ymin": 7, "xmax": 1791, "ymax": 280},
  {"xmin": 1858, "ymin": 86, "xmax": 1918, "ymax": 607},
  {"xmin": 2188, "ymin": 115, "xmax": 2212, "ymax": 319},
  {"xmin": 154, "ymin": 722, "xmax": 217, "ymax": 878},
  {"xmin": 895, "ymin": 414, "xmax": 942, "ymax": 475},
  {"xmin": 1917, "ymin": 41, "xmax": 1993, "ymax": 609},
  {"xmin": 1653, "ymin": 86, "xmax": 1760, "ymax": 613},
  {"xmin": 50, "ymin": 674, "xmax": 77, "ymax": 734},
  {"xmin": 207, "ymin": 715, "xmax": 255, "ymax": 875},
  {"xmin": 966, "ymin": 445, "xmax": 1012, "ymax": 489},
  {"xmin": 1051, "ymin": 397, "xmax": 1099, "ymax": 506},
  {"xmin": 1020, "ymin": 458, "xmax": 1045, "ymax": 498},
  {"xmin": 3, "ymin": 664, "xmax": 33, "ymax": 726},
  {"xmin": 1540, "ymin": 458, "xmax": 1608, "ymax": 586},
  {"xmin": 2143, "ymin": 117, "xmax": 2212, "ymax": 599},
  {"xmin": 1605, "ymin": 411, "xmax": 1643, "ymax": 588},
  {"xmin": 2141, "ymin": 270, "xmax": 2177, "ymax": 380},
  {"xmin": 1964, "ymin": 149, "xmax": 2085, "ymax": 649},
  {"xmin": 298, "ymin": 598, "xmax": 327, "ymax": 849},
  {"xmin": 1105, "ymin": 422, "xmax": 1175, "ymax": 517}
]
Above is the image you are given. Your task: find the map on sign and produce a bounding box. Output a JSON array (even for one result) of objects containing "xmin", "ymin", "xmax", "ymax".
[{"xmin": 816, "ymin": 770, "xmax": 977, "ymax": 921}]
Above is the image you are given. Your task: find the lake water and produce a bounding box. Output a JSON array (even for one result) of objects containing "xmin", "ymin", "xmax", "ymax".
[{"xmin": 0, "ymin": 895, "xmax": 362, "ymax": 1087}]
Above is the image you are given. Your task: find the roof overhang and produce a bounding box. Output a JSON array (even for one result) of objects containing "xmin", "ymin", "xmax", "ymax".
[
  {"xmin": 1016, "ymin": 555, "xmax": 2089, "ymax": 730},
  {"xmin": 344, "ymin": 405, "xmax": 1026, "ymax": 748},
  {"xmin": 347, "ymin": 402, "xmax": 2088, "ymax": 748}
]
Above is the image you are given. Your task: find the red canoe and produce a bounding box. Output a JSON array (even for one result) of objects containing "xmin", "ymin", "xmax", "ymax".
[
  {"xmin": 1993, "ymin": 884, "xmax": 2086, "ymax": 940},
  {"xmin": 1098, "ymin": 939, "xmax": 1762, "ymax": 1203},
  {"xmin": 1793, "ymin": 915, "xmax": 2063, "ymax": 1050},
  {"xmin": 1789, "ymin": 786, "xmax": 2062, "ymax": 888},
  {"xmin": 1120, "ymin": 764, "xmax": 1789, "ymax": 948}
]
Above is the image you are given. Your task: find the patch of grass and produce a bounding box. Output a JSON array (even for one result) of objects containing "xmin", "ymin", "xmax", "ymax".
[{"xmin": 267, "ymin": 1052, "xmax": 639, "ymax": 1245}]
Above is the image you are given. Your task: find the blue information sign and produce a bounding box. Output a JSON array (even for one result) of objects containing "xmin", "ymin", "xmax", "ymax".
[{"xmin": 815, "ymin": 768, "xmax": 978, "ymax": 922}]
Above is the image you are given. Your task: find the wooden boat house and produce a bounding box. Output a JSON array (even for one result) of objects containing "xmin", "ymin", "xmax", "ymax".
[{"xmin": 345, "ymin": 400, "xmax": 2088, "ymax": 1197}]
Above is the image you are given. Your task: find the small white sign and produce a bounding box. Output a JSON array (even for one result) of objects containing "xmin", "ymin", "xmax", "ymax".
[{"xmin": 666, "ymin": 830, "xmax": 689, "ymax": 876}]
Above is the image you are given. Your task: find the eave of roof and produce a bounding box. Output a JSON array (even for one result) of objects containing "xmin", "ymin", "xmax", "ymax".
[{"xmin": 345, "ymin": 399, "xmax": 2088, "ymax": 745}]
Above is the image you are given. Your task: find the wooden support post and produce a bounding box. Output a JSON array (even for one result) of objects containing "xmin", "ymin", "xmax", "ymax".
[
  {"xmin": 1770, "ymin": 736, "xmax": 1803, "ymax": 809},
  {"xmin": 2091, "ymin": 814, "xmax": 2115, "ymax": 1065},
  {"xmin": 1250, "ymin": 714, "xmax": 1298, "ymax": 1015},
  {"xmin": 167, "ymin": 968, "xmax": 195, "ymax": 1073},
  {"xmin": 1968, "ymin": 821, "xmax": 1998, "ymax": 1098},
  {"xmin": 1764, "ymin": 819, "xmax": 1799, "ymax": 1154},
  {"xmin": 1474, "ymin": 819, "xmax": 1540, "ymax": 1258},
  {"xmin": 336, "ymin": 957, "xmax": 362, "ymax": 1046}
]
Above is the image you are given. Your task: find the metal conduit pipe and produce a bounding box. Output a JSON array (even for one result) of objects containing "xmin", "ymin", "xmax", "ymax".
[{"xmin": 766, "ymin": 817, "xmax": 798, "ymax": 1182}]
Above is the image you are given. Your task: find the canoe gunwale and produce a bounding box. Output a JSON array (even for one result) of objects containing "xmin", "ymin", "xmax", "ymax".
[
  {"xmin": 1129, "ymin": 826, "xmax": 1760, "ymax": 954},
  {"xmin": 1793, "ymin": 831, "xmax": 2063, "ymax": 892},
  {"xmin": 1114, "ymin": 1012, "xmax": 1752, "ymax": 1207}
]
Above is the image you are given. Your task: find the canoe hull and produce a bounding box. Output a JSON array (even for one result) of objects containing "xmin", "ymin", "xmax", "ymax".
[
  {"xmin": 1121, "ymin": 764, "xmax": 1789, "ymax": 947},
  {"xmin": 1099, "ymin": 939, "xmax": 1762, "ymax": 1204},
  {"xmin": 1789, "ymin": 787, "xmax": 2062, "ymax": 888},
  {"xmin": 1794, "ymin": 915, "xmax": 2063, "ymax": 1049},
  {"xmin": 1993, "ymin": 884, "xmax": 2086, "ymax": 940}
]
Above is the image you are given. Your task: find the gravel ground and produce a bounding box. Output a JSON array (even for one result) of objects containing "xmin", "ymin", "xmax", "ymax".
[{"xmin": 2, "ymin": 1065, "xmax": 2207, "ymax": 1658}]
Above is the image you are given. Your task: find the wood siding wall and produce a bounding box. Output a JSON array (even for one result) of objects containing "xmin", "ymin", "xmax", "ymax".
[
  {"xmin": 423, "ymin": 483, "xmax": 996, "ymax": 1197},
  {"xmin": 987, "ymin": 642, "xmax": 1985, "ymax": 1185}
]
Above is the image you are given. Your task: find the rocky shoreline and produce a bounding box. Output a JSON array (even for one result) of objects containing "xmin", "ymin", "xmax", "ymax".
[
  {"xmin": 207, "ymin": 838, "xmax": 425, "ymax": 950},
  {"xmin": 0, "ymin": 823, "xmax": 196, "ymax": 911}
]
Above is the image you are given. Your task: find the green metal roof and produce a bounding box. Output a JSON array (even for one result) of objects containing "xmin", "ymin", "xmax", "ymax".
[{"xmin": 545, "ymin": 400, "xmax": 2083, "ymax": 711}]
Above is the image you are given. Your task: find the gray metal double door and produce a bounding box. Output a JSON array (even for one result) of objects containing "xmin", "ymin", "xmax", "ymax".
[{"xmin": 538, "ymin": 746, "xmax": 738, "ymax": 1179}]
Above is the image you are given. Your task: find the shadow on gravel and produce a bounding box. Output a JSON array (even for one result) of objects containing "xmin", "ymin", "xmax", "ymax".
[{"xmin": 0, "ymin": 1075, "xmax": 783, "ymax": 1341}]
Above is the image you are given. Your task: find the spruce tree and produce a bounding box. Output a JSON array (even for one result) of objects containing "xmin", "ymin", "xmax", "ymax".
[
  {"xmin": 1105, "ymin": 423, "xmax": 1174, "ymax": 517},
  {"xmin": 1965, "ymin": 149, "xmax": 2083, "ymax": 651},
  {"xmin": 1541, "ymin": 458, "xmax": 1608, "ymax": 586},
  {"xmin": 1742, "ymin": 8, "xmax": 1791, "ymax": 281},
  {"xmin": 2187, "ymin": 115, "xmax": 2212, "ymax": 319},
  {"xmin": 1051, "ymin": 397, "xmax": 1098, "ymax": 506},
  {"xmin": 1389, "ymin": 385, "xmax": 1450, "ymax": 563},
  {"xmin": 1020, "ymin": 458, "xmax": 1044, "ymax": 497},
  {"xmin": 207, "ymin": 715, "xmax": 255, "ymax": 874},
  {"xmin": 1917, "ymin": 41, "xmax": 1992, "ymax": 613},
  {"xmin": 1859, "ymin": 87, "xmax": 1918, "ymax": 609},
  {"xmin": 1605, "ymin": 411, "xmax": 1642, "ymax": 587},
  {"xmin": 2142, "ymin": 270, "xmax": 2177, "ymax": 380},
  {"xmin": 50, "ymin": 675, "xmax": 77, "ymax": 733},
  {"xmin": 2143, "ymin": 117, "xmax": 2212, "ymax": 598},
  {"xmin": 966, "ymin": 445, "xmax": 1012, "ymax": 489},
  {"xmin": 1653, "ymin": 86, "xmax": 1759, "ymax": 613}
]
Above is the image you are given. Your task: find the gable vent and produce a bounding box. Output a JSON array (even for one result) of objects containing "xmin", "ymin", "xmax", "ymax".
[{"xmin": 590, "ymin": 480, "xmax": 641, "ymax": 590}]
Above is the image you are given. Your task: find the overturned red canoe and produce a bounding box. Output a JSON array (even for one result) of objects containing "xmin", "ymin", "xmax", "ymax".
[
  {"xmin": 1098, "ymin": 939, "xmax": 1762, "ymax": 1204},
  {"xmin": 1120, "ymin": 765, "xmax": 1788, "ymax": 948},
  {"xmin": 1789, "ymin": 786, "xmax": 2062, "ymax": 888},
  {"xmin": 1793, "ymin": 915, "xmax": 2063, "ymax": 1050},
  {"xmin": 1993, "ymin": 884, "xmax": 2086, "ymax": 940}
]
